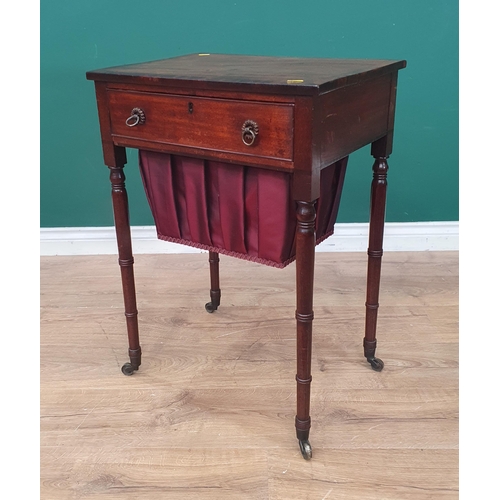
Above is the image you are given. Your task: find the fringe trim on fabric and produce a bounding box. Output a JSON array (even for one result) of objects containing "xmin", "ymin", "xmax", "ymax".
[{"xmin": 156, "ymin": 229, "xmax": 335, "ymax": 269}]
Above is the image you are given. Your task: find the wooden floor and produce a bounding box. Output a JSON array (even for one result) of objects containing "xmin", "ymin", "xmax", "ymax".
[{"xmin": 40, "ymin": 251, "xmax": 458, "ymax": 499}]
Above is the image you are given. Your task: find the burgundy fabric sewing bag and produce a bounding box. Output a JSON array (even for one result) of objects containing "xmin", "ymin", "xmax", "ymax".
[{"xmin": 139, "ymin": 151, "xmax": 348, "ymax": 268}]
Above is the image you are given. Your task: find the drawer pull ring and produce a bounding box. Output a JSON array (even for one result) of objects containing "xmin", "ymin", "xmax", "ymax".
[
  {"xmin": 126, "ymin": 108, "xmax": 146, "ymax": 127},
  {"xmin": 242, "ymin": 120, "xmax": 259, "ymax": 146}
]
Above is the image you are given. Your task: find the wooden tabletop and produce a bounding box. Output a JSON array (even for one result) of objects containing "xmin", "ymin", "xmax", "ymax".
[{"xmin": 86, "ymin": 53, "xmax": 406, "ymax": 95}]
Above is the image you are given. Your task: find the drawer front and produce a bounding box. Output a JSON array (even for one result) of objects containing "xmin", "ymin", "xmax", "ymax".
[{"xmin": 107, "ymin": 90, "xmax": 294, "ymax": 161}]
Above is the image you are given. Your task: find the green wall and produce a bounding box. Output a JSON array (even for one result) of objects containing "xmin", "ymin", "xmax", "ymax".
[{"xmin": 40, "ymin": 0, "xmax": 458, "ymax": 228}]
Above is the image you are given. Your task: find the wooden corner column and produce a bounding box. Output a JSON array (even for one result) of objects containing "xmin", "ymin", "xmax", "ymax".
[
  {"xmin": 93, "ymin": 81, "xmax": 142, "ymax": 376},
  {"xmin": 292, "ymin": 95, "xmax": 318, "ymax": 460}
]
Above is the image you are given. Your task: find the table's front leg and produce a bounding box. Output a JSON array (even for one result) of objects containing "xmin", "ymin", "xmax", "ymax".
[
  {"xmin": 109, "ymin": 162, "xmax": 142, "ymax": 375},
  {"xmin": 364, "ymin": 137, "xmax": 391, "ymax": 372},
  {"xmin": 295, "ymin": 200, "xmax": 316, "ymax": 460}
]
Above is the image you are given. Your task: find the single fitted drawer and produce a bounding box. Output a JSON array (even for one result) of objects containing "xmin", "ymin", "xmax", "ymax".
[{"xmin": 107, "ymin": 90, "xmax": 294, "ymax": 161}]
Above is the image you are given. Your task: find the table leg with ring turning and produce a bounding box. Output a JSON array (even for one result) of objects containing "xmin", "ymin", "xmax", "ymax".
[
  {"xmin": 294, "ymin": 200, "xmax": 316, "ymax": 460},
  {"xmin": 364, "ymin": 137, "xmax": 391, "ymax": 372},
  {"xmin": 108, "ymin": 162, "xmax": 142, "ymax": 376}
]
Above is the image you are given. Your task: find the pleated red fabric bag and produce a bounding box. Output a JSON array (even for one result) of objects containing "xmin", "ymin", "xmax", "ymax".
[{"xmin": 139, "ymin": 151, "xmax": 348, "ymax": 268}]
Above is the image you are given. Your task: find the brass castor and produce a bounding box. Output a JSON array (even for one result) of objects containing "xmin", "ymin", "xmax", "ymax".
[
  {"xmin": 121, "ymin": 362, "xmax": 136, "ymax": 376},
  {"xmin": 205, "ymin": 301, "xmax": 218, "ymax": 313},
  {"xmin": 299, "ymin": 440, "xmax": 312, "ymax": 460},
  {"xmin": 367, "ymin": 356, "xmax": 384, "ymax": 372}
]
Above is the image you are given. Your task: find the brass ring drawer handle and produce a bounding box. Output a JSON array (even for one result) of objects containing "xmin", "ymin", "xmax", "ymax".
[
  {"xmin": 126, "ymin": 108, "xmax": 146, "ymax": 127},
  {"xmin": 242, "ymin": 120, "xmax": 259, "ymax": 146}
]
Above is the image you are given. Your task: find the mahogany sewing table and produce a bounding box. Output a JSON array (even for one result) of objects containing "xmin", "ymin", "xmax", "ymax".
[{"xmin": 87, "ymin": 54, "xmax": 406, "ymax": 460}]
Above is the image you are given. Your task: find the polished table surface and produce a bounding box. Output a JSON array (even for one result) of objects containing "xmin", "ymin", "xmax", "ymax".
[{"xmin": 87, "ymin": 54, "xmax": 406, "ymax": 460}]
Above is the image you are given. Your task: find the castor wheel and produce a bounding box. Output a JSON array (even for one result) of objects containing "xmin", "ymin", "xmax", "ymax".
[
  {"xmin": 298, "ymin": 440, "xmax": 312, "ymax": 460},
  {"xmin": 367, "ymin": 356, "xmax": 384, "ymax": 372},
  {"xmin": 121, "ymin": 362, "xmax": 136, "ymax": 376},
  {"xmin": 205, "ymin": 301, "xmax": 218, "ymax": 313}
]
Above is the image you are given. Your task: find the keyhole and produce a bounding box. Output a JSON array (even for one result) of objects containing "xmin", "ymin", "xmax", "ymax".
[{"xmin": 188, "ymin": 102, "xmax": 193, "ymax": 114}]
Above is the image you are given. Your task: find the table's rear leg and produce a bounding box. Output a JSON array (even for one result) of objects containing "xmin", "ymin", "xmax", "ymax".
[
  {"xmin": 364, "ymin": 138, "xmax": 391, "ymax": 372},
  {"xmin": 295, "ymin": 200, "xmax": 316, "ymax": 460},
  {"xmin": 205, "ymin": 251, "xmax": 221, "ymax": 313},
  {"xmin": 109, "ymin": 164, "xmax": 142, "ymax": 375}
]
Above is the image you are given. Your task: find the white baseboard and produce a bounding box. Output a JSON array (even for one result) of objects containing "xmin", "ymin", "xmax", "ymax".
[{"xmin": 40, "ymin": 222, "xmax": 458, "ymax": 256}]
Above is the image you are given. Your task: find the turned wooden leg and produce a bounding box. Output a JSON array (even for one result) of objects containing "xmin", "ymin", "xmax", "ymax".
[
  {"xmin": 364, "ymin": 139, "xmax": 390, "ymax": 372},
  {"xmin": 109, "ymin": 164, "xmax": 142, "ymax": 375},
  {"xmin": 295, "ymin": 200, "xmax": 316, "ymax": 460},
  {"xmin": 205, "ymin": 251, "xmax": 221, "ymax": 313}
]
